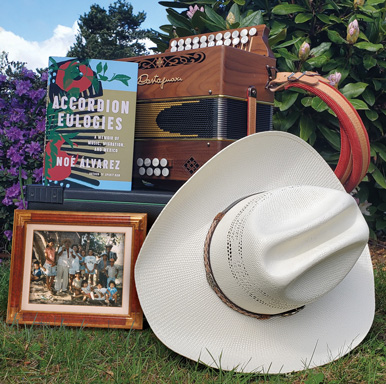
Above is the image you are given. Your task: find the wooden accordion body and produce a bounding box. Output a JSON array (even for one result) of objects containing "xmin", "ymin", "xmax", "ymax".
[{"xmin": 120, "ymin": 25, "xmax": 276, "ymax": 188}]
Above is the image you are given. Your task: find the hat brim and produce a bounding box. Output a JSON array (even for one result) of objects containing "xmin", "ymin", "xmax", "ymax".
[{"xmin": 135, "ymin": 131, "xmax": 374, "ymax": 373}]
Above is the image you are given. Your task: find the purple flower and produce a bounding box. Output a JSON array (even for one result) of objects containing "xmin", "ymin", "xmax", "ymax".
[
  {"xmin": 15, "ymin": 199, "xmax": 27, "ymax": 209},
  {"xmin": 41, "ymin": 71, "xmax": 49, "ymax": 82},
  {"xmin": 2, "ymin": 183, "xmax": 22, "ymax": 206},
  {"xmin": 7, "ymin": 146, "xmax": 26, "ymax": 166},
  {"xmin": 21, "ymin": 67, "xmax": 35, "ymax": 79},
  {"xmin": 26, "ymin": 141, "xmax": 41, "ymax": 157},
  {"xmin": 33, "ymin": 167, "xmax": 43, "ymax": 183},
  {"xmin": 15, "ymin": 79, "xmax": 32, "ymax": 96},
  {"xmin": 36, "ymin": 118, "xmax": 46, "ymax": 133},
  {"xmin": 0, "ymin": 74, "xmax": 6, "ymax": 84},
  {"xmin": 27, "ymin": 88, "xmax": 46, "ymax": 102},
  {"xmin": 0, "ymin": 98, "xmax": 6, "ymax": 109},
  {"xmin": 4, "ymin": 230, "xmax": 12, "ymax": 241},
  {"xmin": 8, "ymin": 108, "xmax": 28, "ymax": 124},
  {"xmin": 6, "ymin": 126, "xmax": 24, "ymax": 141}
]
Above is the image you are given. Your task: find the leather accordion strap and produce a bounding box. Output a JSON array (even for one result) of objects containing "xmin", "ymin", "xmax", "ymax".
[{"xmin": 268, "ymin": 72, "xmax": 370, "ymax": 193}]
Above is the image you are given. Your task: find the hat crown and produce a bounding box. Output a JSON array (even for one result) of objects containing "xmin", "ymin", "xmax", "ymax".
[{"xmin": 209, "ymin": 186, "xmax": 369, "ymax": 316}]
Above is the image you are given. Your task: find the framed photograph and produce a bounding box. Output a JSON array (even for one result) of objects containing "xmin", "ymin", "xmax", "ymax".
[{"xmin": 7, "ymin": 210, "xmax": 146, "ymax": 329}]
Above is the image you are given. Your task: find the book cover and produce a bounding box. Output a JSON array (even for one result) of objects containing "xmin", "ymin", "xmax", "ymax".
[{"xmin": 43, "ymin": 57, "xmax": 138, "ymax": 191}]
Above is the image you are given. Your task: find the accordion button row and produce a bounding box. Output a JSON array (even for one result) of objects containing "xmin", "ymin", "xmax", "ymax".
[
  {"xmin": 137, "ymin": 158, "xmax": 170, "ymax": 177},
  {"xmin": 170, "ymin": 27, "xmax": 257, "ymax": 52}
]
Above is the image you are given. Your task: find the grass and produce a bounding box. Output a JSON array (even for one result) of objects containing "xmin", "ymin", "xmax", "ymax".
[{"xmin": 0, "ymin": 258, "xmax": 386, "ymax": 383}]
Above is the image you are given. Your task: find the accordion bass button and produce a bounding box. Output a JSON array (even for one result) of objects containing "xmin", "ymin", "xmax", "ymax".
[
  {"xmin": 224, "ymin": 31, "xmax": 231, "ymax": 39},
  {"xmin": 144, "ymin": 158, "xmax": 151, "ymax": 167},
  {"xmin": 185, "ymin": 37, "xmax": 192, "ymax": 45},
  {"xmin": 139, "ymin": 167, "xmax": 146, "ymax": 176},
  {"xmin": 137, "ymin": 158, "xmax": 144, "ymax": 166},
  {"xmin": 249, "ymin": 27, "xmax": 257, "ymax": 36},
  {"xmin": 152, "ymin": 158, "xmax": 160, "ymax": 167},
  {"xmin": 208, "ymin": 34, "xmax": 215, "ymax": 42},
  {"xmin": 160, "ymin": 158, "xmax": 168, "ymax": 167},
  {"xmin": 215, "ymin": 32, "xmax": 223, "ymax": 41},
  {"xmin": 154, "ymin": 168, "xmax": 161, "ymax": 177},
  {"xmin": 146, "ymin": 168, "xmax": 154, "ymax": 176},
  {"xmin": 240, "ymin": 29, "xmax": 248, "ymax": 37},
  {"xmin": 162, "ymin": 168, "xmax": 170, "ymax": 177},
  {"xmin": 232, "ymin": 30, "xmax": 239, "ymax": 38}
]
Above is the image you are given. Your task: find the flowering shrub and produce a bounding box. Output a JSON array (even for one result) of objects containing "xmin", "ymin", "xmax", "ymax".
[
  {"xmin": 0, "ymin": 53, "xmax": 47, "ymax": 252},
  {"xmin": 153, "ymin": 0, "xmax": 386, "ymax": 237}
]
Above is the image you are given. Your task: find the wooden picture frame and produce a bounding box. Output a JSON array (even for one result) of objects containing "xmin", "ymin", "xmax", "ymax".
[{"xmin": 7, "ymin": 210, "xmax": 146, "ymax": 329}]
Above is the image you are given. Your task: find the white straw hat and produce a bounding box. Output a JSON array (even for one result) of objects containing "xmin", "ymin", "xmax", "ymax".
[{"xmin": 135, "ymin": 131, "xmax": 374, "ymax": 374}]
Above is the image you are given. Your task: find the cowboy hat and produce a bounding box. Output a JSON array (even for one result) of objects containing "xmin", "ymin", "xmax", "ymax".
[{"xmin": 134, "ymin": 131, "xmax": 374, "ymax": 374}]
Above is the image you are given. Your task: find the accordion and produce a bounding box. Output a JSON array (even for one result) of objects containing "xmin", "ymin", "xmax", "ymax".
[{"xmin": 120, "ymin": 25, "xmax": 276, "ymax": 189}]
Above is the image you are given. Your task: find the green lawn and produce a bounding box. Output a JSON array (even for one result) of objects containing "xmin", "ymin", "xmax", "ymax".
[{"xmin": 0, "ymin": 259, "xmax": 385, "ymax": 384}]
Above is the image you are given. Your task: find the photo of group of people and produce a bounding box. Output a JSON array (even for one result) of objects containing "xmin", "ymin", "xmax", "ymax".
[{"xmin": 29, "ymin": 230, "xmax": 125, "ymax": 307}]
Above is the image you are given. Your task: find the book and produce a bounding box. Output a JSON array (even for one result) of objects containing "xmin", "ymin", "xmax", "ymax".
[{"xmin": 43, "ymin": 57, "xmax": 138, "ymax": 191}]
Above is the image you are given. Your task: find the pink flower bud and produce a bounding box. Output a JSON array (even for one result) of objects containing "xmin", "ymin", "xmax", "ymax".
[
  {"xmin": 347, "ymin": 19, "xmax": 359, "ymax": 44},
  {"xmin": 298, "ymin": 42, "xmax": 310, "ymax": 61},
  {"xmin": 327, "ymin": 72, "xmax": 342, "ymax": 88},
  {"xmin": 354, "ymin": 0, "xmax": 364, "ymax": 9},
  {"xmin": 187, "ymin": 4, "xmax": 204, "ymax": 19}
]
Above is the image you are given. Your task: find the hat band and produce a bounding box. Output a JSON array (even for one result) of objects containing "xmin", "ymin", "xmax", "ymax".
[{"xmin": 203, "ymin": 199, "xmax": 305, "ymax": 320}]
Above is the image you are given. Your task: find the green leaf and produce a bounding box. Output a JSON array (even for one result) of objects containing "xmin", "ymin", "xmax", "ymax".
[
  {"xmin": 318, "ymin": 124, "xmax": 341, "ymax": 150},
  {"xmin": 239, "ymin": 10, "xmax": 264, "ymax": 27},
  {"xmin": 301, "ymin": 96, "xmax": 313, "ymax": 107},
  {"xmin": 354, "ymin": 42, "xmax": 383, "ymax": 52},
  {"xmin": 159, "ymin": 1, "xmax": 195, "ymax": 7},
  {"xmin": 347, "ymin": 99, "xmax": 369, "ymax": 110},
  {"xmin": 367, "ymin": 0, "xmax": 386, "ymax": 4},
  {"xmin": 276, "ymin": 48, "xmax": 298, "ymax": 60},
  {"xmin": 340, "ymin": 82, "xmax": 368, "ymax": 98},
  {"xmin": 327, "ymin": 29, "xmax": 346, "ymax": 44},
  {"xmin": 228, "ymin": 3, "xmax": 240, "ymax": 24},
  {"xmin": 310, "ymin": 42, "xmax": 332, "ymax": 57},
  {"xmin": 316, "ymin": 14, "xmax": 332, "ymax": 24},
  {"xmin": 233, "ymin": 0, "xmax": 245, "ymax": 6},
  {"xmin": 306, "ymin": 54, "xmax": 330, "ymax": 67},
  {"xmin": 372, "ymin": 143, "xmax": 386, "ymax": 162},
  {"xmin": 205, "ymin": 5, "xmax": 227, "ymax": 29},
  {"xmin": 166, "ymin": 8, "xmax": 192, "ymax": 29},
  {"xmin": 272, "ymin": 3, "xmax": 307, "ymax": 15},
  {"xmin": 311, "ymin": 97, "xmax": 329, "ymax": 112},
  {"xmin": 269, "ymin": 29, "xmax": 287, "ymax": 47},
  {"xmin": 365, "ymin": 109, "xmax": 379, "ymax": 121},
  {"xmin": 372, "ymin": 79, "xmax": 382, "ymax": 91},
  {"xmin": 299, "ymin": 115, "xmax": 314, "ymax": 141},
  {"xmin": 273, "ymin": 36, "xmax": 302, "ymax": 49},
  {"xmin": 279, "ymin": 91, "xmax": 299, "ymax": 111},
  {"xmin": 295, "ymin": 13, "xmax": 313, "ymax": 24},
  {"xmin": 175, "ymin": 26, "xmax": 195, "ymax": 37},
  {"xmin": 96, "ymin": 62, "xmax": 103, "ymax": 74},
  {"xmin": 363, "ymin": 55, "xmax": 377, "ymax": 70},
  {"xmin": 191, "ymin": 10, "xmax": 206, "ymax": 33},
  {"xmin": 368, "ymin": 163, "xmax": 386, "ymax": 188},
  {"xmin": 273, "ymin": 111, "xmax": 300, "ymax": 131},
  {"xmin": 362, "ymin": 88, "xmax": 376, "ymax": 106}
]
